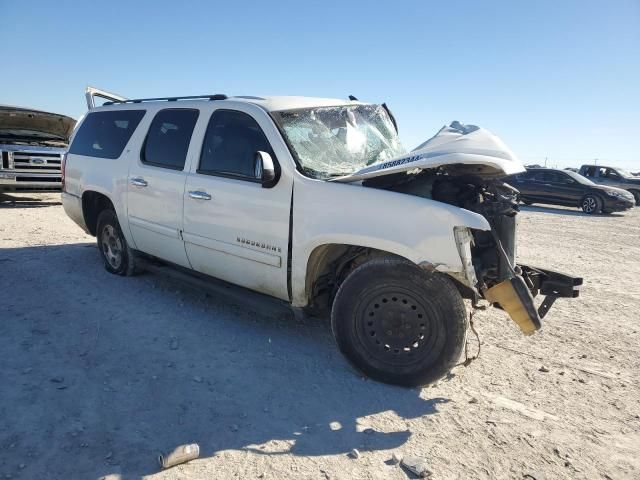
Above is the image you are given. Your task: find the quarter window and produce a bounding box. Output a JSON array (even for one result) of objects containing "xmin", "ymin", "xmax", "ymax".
[
  {"xmin": 142, "ymin": 109, "xmax": 199, "ymax": 170},
  {"xmin": 69, "ymin": 110, "xmax": 145, "ymax": 159},
  {"xmin": 198, "ymin": 110, "xmax": 276, "ymax": 180}
]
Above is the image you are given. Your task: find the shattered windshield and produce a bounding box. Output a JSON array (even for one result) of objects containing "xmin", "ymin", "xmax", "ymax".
[{"xmin": 272, "ymin": 104, "xmax": 405, "ymax": 179}]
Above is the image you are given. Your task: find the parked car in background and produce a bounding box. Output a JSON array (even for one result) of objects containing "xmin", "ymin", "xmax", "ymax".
[
  {"xmin": 61, "ymin": 87, "xmax": 582, "ymax": 387},
  {"xmin": 578, "ymin": 165, "xmax": 640, "ymax": 204},
  {"xmin": 507, "ymin": 168, "xmax": 635, "ymax": 214},
  {"xmin": 0, "ymin": 105, "xmax": 75, "ymax": 192}
]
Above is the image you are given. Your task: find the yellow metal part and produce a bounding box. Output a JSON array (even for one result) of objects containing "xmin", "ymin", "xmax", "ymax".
[{"xmin": 485, "ymin": 278, "xmax": 539, "ymax": 335}]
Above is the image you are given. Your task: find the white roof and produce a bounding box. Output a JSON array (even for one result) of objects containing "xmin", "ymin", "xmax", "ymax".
[
  {"xmin": 96, "ymin": 95, "xmax": 360, "ymax": 113},
  {"xmin": 232, "ymin": 95, "xmax": 359, "ymax": 111}
]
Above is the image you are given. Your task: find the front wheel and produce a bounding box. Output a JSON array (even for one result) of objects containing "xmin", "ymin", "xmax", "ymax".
[
  {"xmin": 581, "ymin": 194, "xmax": 602, "ymax": 214},
  {"xmin": 96, "ymin": 209, "xmax": 138, "ymax": 276},
  {"xmin": 629, "ymin": 190, "xmax": 640, "ymax": 205},
  {"xmin": 331, "ymin": 257, "xmax": 468, "ymax": 387}
]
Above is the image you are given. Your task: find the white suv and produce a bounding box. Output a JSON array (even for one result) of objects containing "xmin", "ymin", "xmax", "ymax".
[{"xmin": 62, "ymin": 88, "xmax": 581, "ymax": 386}]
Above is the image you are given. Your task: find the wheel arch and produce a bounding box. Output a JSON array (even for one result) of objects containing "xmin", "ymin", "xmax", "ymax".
[
  {"xmin": 303, "ymin": 243, "xmax": 406, "ymax": 313},
  {"xmin": 82, "ymin": 190, "xmax": 115, "ymax": 236},
  {"xmin": 580, "ymin": 190, "xmax": 605, "ymax": 208},
  {"xmin": 627, "ymin": 188, "xmax": 640, "ymax": 203},
  {"xmin": 303, "ymin": 243, "xmax": 474, "ymax": 314}
]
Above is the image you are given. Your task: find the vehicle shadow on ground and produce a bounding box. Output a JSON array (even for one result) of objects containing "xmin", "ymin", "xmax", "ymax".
[
  {"xmin": 520, "ymin": 204, "xmax": 626, "ymax": 218},
  {"xmin": 0, "ymin": 243, "xmax": 447, "ymax": 479},
  {"xmin": 0, "ymin": 192, "xmax": 61, "ymax": 208}
]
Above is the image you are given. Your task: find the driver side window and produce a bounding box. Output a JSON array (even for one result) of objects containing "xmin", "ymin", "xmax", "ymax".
[{"xmin": 198, "ymin": 110, "xmax": 277, "ymax": 181}]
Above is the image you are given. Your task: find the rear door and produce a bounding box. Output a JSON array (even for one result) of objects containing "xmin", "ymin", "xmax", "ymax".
[
  {"xmin": 127, "ymin": 108, "xmax": 199, "ymax": 267},
  {"xmin": 182, "ymin": 106, "xmax": 292, "ymax": 301},
  {"xmin": 526, "ymin": 171, "xmax": 551, "ymax": 201}
]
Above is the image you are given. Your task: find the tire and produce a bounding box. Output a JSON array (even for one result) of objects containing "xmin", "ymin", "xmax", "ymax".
[
  {"xmin": 331, "ymin": 257, "xmax": 467, "ymax": 387},
  {"xmin": 630, "ymin": 190, "xmax": 640, "ymax": 206},
  {"xmin": 581, "ymin": 194, "xmax": 602, "ymax": 214},
  {"xmin": 96, "ymin": 209, "xmax": 137, "ymax": 276}
]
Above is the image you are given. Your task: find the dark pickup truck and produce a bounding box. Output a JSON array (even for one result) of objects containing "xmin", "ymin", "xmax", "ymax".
[{"xmin": 578, "ymin": 165, "xmax": 640, "ymax": 204}]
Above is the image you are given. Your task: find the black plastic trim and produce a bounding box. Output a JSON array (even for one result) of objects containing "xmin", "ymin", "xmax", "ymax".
[{"xmin": 105, "ymin": 94, "xmax": 227, "ymax": 105}]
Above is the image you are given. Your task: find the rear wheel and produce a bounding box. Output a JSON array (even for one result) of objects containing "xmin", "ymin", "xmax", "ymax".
[
  {"xmin": 581, "ymin": 194, "xmax": 601, "ymax": 214},
  {"xmin": 331, "ymin": 257, "xmax": 467, "ymax": 387},
  {"xmin": 96, "ymin": 209, "xmax": 138, "ymax": 276}
]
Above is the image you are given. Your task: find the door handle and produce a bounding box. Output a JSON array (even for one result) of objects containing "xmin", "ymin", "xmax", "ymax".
[
  {"xmin": 130, "ymin": 177, "xmax": 148, "ymax": 187},
  {"xmin": 188, "ymin": 190, "xmax": 212, "ymax": 201}
]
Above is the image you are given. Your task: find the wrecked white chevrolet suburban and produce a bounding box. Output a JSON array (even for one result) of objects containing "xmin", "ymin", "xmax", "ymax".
[{"xmin": 62, "ymin": 88, "xmax": 582, "ymax": 386}]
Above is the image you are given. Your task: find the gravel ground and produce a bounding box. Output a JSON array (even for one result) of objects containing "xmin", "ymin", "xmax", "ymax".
[{"xmin": 0, "ymin": 192, "xmax": 638, "ymax": 480}]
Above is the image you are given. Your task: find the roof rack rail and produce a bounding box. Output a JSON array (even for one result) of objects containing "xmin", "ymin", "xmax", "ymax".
[{"xmin": 104, "ymin": 94, "xmax": 228, "ymax": 105}]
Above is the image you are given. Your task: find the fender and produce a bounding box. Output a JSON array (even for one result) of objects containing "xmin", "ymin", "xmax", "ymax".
[{"xmin": 290, "ymin": 176, "xmax": 490, "ymax": 307}]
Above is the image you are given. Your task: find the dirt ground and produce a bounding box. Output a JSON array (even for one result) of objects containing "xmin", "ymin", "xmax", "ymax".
[{"xmin": 0, "ymin": 192, "xmax": 638, "ymax": 480}]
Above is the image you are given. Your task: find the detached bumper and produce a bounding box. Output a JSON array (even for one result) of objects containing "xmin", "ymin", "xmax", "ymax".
[{"xmin": 484, "ymin": 265, "xmax": 582, "ymax": 335}]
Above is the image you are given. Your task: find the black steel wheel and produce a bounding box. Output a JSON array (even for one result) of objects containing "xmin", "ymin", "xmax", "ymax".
[{"xmin": 331, "ymin": 257, "xmax": 467, "ymax": 387}]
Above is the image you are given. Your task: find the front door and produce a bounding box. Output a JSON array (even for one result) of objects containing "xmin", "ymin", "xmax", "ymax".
[
  {"xmin": 544, "ymin": 171, "xmax": 583, "ymax": 205},
  {"xmin": 182, "ymin": 108, "xmax": 292, "ymax": 301},
  {"xmin": 127, "ymin": 108, "xmax": 200, "ymax": 267}
]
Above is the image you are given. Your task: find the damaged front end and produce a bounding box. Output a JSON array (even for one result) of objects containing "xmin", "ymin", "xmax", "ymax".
[{"xmin": 335, "ymin": 121, "xmax": 583, "ymax": 334}]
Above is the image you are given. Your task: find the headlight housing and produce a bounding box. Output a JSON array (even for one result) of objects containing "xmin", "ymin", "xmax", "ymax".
[
  {"xmin": 605, "ymin": 190, "xmax": 627, "ymax": 199},
  {"xmin": 453, "ymin": 226, "xmax": 478, "ymax": 288}
]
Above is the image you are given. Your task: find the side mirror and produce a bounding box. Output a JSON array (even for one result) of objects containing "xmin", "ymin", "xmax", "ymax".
[{"xmin": 254, "ymin": 151, "xmax": 276, "ymax": 187}]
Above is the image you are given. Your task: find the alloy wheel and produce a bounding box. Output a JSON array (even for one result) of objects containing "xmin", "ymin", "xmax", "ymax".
[
  {"xmin": 101, "ymin": 224, "xmax": 123, "ymax": 269},
  {"xmin": 582, "ymin": 196, "xmax": 597, "ymax": 214}
]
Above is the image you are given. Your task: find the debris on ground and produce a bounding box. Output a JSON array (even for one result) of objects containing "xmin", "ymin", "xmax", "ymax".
[
  {"xmin": 391, "ymin": 452, "xmax": 403, "ymax": 464},
  {"xmin": 539, "ymin": 366, "xmax": 550, "ymax": 373},
  {"xmin": 348, "ymin": 449, "xmax": 360, "ymax": 459},
  {"xmin": 329, "ymin": 421, "xmax": 341, "ymax": 431},
  {"xmin": 401, "ymin": 456, "xmax": 432, "ymax": 477},
  {"xmin": 158, "ymin": 443, "xmax": 200, "ymax": 469}
]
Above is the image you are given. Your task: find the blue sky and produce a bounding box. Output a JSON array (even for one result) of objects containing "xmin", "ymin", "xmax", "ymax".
[{"xmin": 1, "ymin": 0, "xmax": 638, "ymax": 169}]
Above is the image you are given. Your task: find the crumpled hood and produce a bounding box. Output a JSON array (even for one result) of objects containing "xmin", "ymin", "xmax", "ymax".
[
  {"xmin": 0, "ymin": 105, "xmax": 75, "ymax": 143},
  {"xmin": 331, "ymin": 121, "xmax": 526, "ymax": 183}
]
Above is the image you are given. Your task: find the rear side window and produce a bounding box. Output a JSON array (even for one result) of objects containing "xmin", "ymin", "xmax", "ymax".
[
  {"xmin": 70, "ymin": 110, "xmax": 145, "ymax": 159},
  {"xmin": 141, "ymin": 109, "xmax": 199, "ymax": 170},
  {"xmin": 198, "ymin": 110, "xmax": 276, "ymax": 180}
]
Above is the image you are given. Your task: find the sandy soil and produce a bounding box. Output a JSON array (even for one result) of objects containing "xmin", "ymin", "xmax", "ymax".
[{"xmin": 0, "ymin": 192, "xmax": 638, "ymax": 480}]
